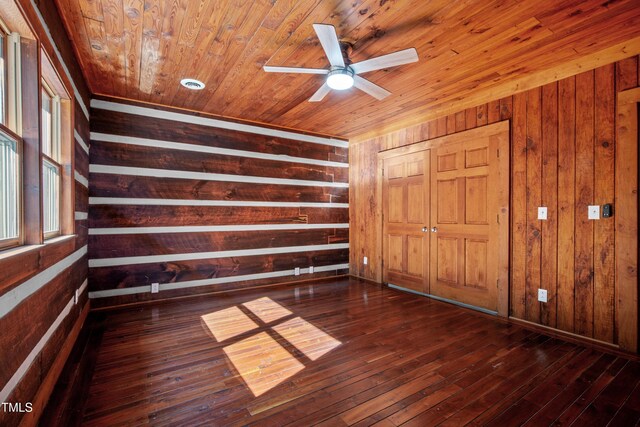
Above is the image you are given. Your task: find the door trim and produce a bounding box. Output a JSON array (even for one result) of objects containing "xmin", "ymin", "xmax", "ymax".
[{"xmin": 378, "ymin": 121, "xmax": 510, "ymax": 317}]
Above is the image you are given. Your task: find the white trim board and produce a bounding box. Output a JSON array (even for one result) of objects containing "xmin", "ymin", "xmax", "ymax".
[
  {"xmin": 88, "ymin": 243, "xmax": 349, "ymax": 268},
  {"xmin": 89, "ymin": 197, "xmax": 348, "ymax": 209},
  {"xmin": 91, "ymin": 99, "xmax": 348, "ymax": 148},
  {"xmin": 29, "ymin": 0, "xmax": 89, "ymax": 120},
  {"xmin": 75, "ymin": 129, "xmax": 90, "ymax": 154},
  {"xmin": 74, "ymin": 171, "xmax": 89, "ymax": 188},
  {"xmin": 0, "ymin": 297, "xmax": 77, "ymax": 403},
  {"xmin": 89, "ymin": 223, "xmax": 349, "ymax": 235},
  {"xmin": 91, "ymin": 132, "xmax": 347, "ymax": 168},
  {"xmin": 89, "ymin": 164, "xmax": 349, "ymax": 188},
  {"xmin": 0, "ymin": 246, "xmax": 87, "ymax": 318},
  {"xmin": 88, "ymin": 263, "xmax": 350, "ymax": 298}
]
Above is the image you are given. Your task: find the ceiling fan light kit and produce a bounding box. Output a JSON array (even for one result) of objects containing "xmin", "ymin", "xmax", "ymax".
[
  {"xmin": 264, "ymin": 23, "xmax": 418, "ymax": 102},
  {"xmin": 326, "ymin": 67, "xmax": 354, "ymax": 90}
]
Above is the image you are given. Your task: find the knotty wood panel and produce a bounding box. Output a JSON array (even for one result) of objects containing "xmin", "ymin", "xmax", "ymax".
[
  {"xmin": 54, "ymin": 0, "xmax": 640, "ymax": 137},
  {"xmin": 350, "ymin": 55, "xmax": 640, "ymax": 350},
  {"xmin": 89, "ymin": 100, "xmax": 349, "ymax": 307}
]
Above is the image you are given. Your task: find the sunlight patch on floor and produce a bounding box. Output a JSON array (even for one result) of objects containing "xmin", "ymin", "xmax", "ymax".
[
  {"xmin": 242, "ymin": 296, "xmax": 293, "ymax": 323},
  {"xmin": 201, "ymin": 297, "xmax": 341, "ymax": 397},
  {"xmin": 272, "ymin": 317, "xmax": 341, "ymax": 361},
  {"xmin": 223, "ymin": 332, "xmax": 304, "ymax": 397},
  {"xmin": 201, "ymin": 306, "xmax": 257, "ymax": 342}
]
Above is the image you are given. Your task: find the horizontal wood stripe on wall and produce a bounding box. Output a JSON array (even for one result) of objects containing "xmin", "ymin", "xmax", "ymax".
[
  {"xmin": 91, "ymin": 140, "xmax": 348, "ymax": 183},
  {"xmin": 75, "ymin": 212, "xmax": 88, "ymax": 220},
  {"xmin": 88, "ymin": 243, "xmax": 349, "ymax": 268},
  {"xmin": 89, "ymin": 164, "xmax": 349, "ymax": 188},
  {"xmin": 88, "ymin": 197, "xmax": 348, "ymax": 209},
  {"xmin": 0, "ymin": 246, "xmax": 87, "ymax": 318},
  {"xmin": 74, "ymin": 129, "xmax": 89, "ymax": 154},
  {"xmin": 89, "ymin": 205, "xmax": 348, "ymax": 228},
  {"xmin": 89, "ymin": 174, "xmax": 348, "ymax": 204},
  {"xmin": 74, "ymin": 170, "xmax": 88, "ymax": 188},
  {"xmin": 90, "ymin": 99, "xmax": 348, "ymax": 147},
  {"xmin": 89, "ymin": 223, "xmax": 350, "ymax": 235},
  {"xmin": 89, "ymin": 229, "xmax": 348, "ymax": 258},
  {"xmin": 88, "ymin": 263, "xmax": 350, "ymax": 299},
  {"xmin": 90, "ymin": 132, "xmax": 347, "ymax": 168}
]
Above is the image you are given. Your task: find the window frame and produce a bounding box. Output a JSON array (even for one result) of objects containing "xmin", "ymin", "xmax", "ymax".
[
  {"xmin": 0, "ymin": 123, "xmax": 22, "ymax": 250},
  {"xmin": 41, "ymin": 78, "xmax": 62, "ymax": 240}
]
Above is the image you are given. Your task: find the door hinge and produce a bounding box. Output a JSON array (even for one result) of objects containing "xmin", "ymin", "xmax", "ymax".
[
  {"xmin": 497, "ymin": 214, "xmax": 500, "ymax": 224},
  {"xmin": 497, "ymin": 149, "xmax": 500, "ymax": 158}
]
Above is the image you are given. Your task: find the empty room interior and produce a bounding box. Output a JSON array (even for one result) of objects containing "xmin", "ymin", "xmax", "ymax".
[{"xmin": 1, "ymin": 0, "xmax": 640, "ymax": 425}]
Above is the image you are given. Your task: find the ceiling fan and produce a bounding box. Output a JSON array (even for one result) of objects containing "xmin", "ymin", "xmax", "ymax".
[{"xmin": 263, "ymin": 24, "xmax": 419, "ymax": 102}]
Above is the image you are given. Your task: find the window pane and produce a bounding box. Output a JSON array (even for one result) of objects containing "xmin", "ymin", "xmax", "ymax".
[
  {"xmin": 42, "ymin": 159, "xmax": 59, "ymax": 235},
  {"xmin": 0, "ymin": 34, "xmax": 5, "ymax": 126},
  {"xmin": 41, "ymin": 88, "xmax": 52, "ymax": 157},
  {"xmin": 0, "ymin": 132, "xmax": 19, "ymax": 241}
]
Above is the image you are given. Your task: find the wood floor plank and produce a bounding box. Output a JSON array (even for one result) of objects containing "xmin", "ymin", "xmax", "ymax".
[{"xmin": 40, "ymin": 277, "xmax": 639, "ymax": 426}]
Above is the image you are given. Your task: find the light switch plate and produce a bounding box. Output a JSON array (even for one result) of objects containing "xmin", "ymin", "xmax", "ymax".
[
  {"xmin": 538, "ymin": 207, "xmax": 548, "ymax": 220},
  {"xmin": 151, "ymin": 283, "xmax": 159, "ymax": 293},
  {"xmin": 74, "ymin": 289, "xmax": 79, "ymax": 305},
  {"xmin": 588, "ymin": 205, "xmax": 600, "ymax": 220},
  {"xmin": 538, "ymin": 289, "xmax": 548, "ymax": 303}
]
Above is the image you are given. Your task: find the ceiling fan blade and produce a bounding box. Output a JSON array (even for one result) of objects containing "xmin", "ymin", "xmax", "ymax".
[
  {"xmin": 309, "ymin": 83, "xmax": 332, "ymax": 102},
  {"xmin": 263, "ymin": 65, "xmax": 328, "ymax": 74},
  {"xmin": 351, "ymin": 48, "xmax": 418, "ymax": 74},
  {"xmin": 313, "ymin": 23, "xmax": 345, "ymax": 67},
  {"xmin": 353, "ymin": 75, "xmax": 391, "ymax": 100}
]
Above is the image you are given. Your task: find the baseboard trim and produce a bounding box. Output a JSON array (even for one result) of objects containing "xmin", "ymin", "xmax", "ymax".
[{"xmin": 19, "ymin": 302, "xmax": 90, "ymax": 427}]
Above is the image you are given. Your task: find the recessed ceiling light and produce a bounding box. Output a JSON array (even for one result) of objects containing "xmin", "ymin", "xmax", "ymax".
[{"xmin": 180, "ymin": 78, "xmax": 205, "ymax": 90}]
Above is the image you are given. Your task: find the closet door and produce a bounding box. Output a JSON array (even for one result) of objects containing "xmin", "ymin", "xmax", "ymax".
[
  {"xmin": 382, "ymin": 150, "xmax": 430, "ymax": 293},
  {"xmin": 428, "ymin": 134, "xmax": 504, "ymax": 312}
]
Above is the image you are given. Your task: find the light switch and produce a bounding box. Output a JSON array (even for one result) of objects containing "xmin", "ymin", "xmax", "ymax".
[
  {"xmin": 588, "ymin": 205, "xmax": 600, "ymax": 220},
  {"xmin": 537, "ymin": 207, "xmax": 547, "ymax": 220}
]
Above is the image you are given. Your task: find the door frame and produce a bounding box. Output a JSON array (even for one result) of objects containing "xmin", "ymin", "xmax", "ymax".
[{"xmin": 378, "ymin": 121, "xmax": 510, "ymax": 317}]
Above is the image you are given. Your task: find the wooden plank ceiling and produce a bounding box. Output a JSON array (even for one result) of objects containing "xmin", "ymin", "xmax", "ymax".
[{"xmin": 55, "ymin": 0, "xmax": 640, "ymax": 138}]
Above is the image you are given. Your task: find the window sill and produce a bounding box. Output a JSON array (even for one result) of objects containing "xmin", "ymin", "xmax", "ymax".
[{"xmin": 0, "ymin": 234, "xmax": 76, "ymax": 261}]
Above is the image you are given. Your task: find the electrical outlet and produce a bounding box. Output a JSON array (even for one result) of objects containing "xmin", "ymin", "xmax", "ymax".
[
  {"xmin": 294, "ymin": 267, "xmax": 300, "ymax": 276},
  {"xmin": 537, "ymin": 207, "xmax": 547, "ymax": 220},
  {"xmin": 151, "ymin": 283, "xmax": 159, "ymax": 293},
  {"xmin": 309, "ymin": 266, "xmax": 314, "ymax": 274},
  {"xmin": 538, "ymin": 289, "xmax": 548, "ymax": 303},
  {"xmin": 74, "ymin": 289, "xmax": 79, "ymax": 305},
  {"xmin": 588, "ymin": 205, "xmax": 600, "ymax": 220},
  {"xmin": 363, "ymin": 256, "xmax": 368, "ymax": 265}
]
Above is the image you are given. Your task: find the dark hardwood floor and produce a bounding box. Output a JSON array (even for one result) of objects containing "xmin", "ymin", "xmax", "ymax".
[{"xmin": 42, "ymin": 278, "xmax": 640, "ymax": 426}]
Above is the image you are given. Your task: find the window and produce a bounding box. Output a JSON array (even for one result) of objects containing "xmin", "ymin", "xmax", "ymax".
[
  {"xmin": 0, "ymin": 30, "xmax": 6, "ymax": 125},
  {"xmin": 0, "ymin": 127, "xmax": 20, "ymax": 249},
  {"xmin": 41, "ymin": 80, "xmax": 61, "ymax": 238}
]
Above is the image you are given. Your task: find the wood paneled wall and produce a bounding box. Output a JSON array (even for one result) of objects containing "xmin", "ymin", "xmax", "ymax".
[
  {"xmin": 88, "ymin": 99, "xmax": 349, "ymax": 308},
  {"xmin": 0, "ymin": 2, "xmax": 90, "ymax": 426},
  {"xmin": 350, "ymin": 55, "xmax": 640, "ymax": 349}
]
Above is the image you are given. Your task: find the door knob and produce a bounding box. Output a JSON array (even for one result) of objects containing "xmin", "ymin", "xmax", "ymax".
[
  {"xmin": 421, "ymin": 226, "xmax": 428, "ymax": 232},
  {"xmin": 431, "ymin": 227, "xmax": 438, "ymax": 233}
]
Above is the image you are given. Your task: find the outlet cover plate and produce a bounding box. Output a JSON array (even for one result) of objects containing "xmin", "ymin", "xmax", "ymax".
[
  {"xmin": 151, "ymin": 283, "xmax": 159, "ymax": 293},
  {"xmin": 309, "ymin": 266, "xmax": 314, "ymax": 274},
  {"xmin": 588, "ymin": 205, "xmax": 600, "ymax": 220},
  {"xmin": 538, "ymin": 289, "xmax": 548, "ymax": 303},
  {"xmin": 294, "ymin": 267, "xmax": 300, "ymax": 276},
  {"xmin": 538, "ymin": 207, "xmax": 547, "ymax": 220},
  {"xmin": 363, "ymin": 256, "xmax": 368, "ymax": 265}
]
